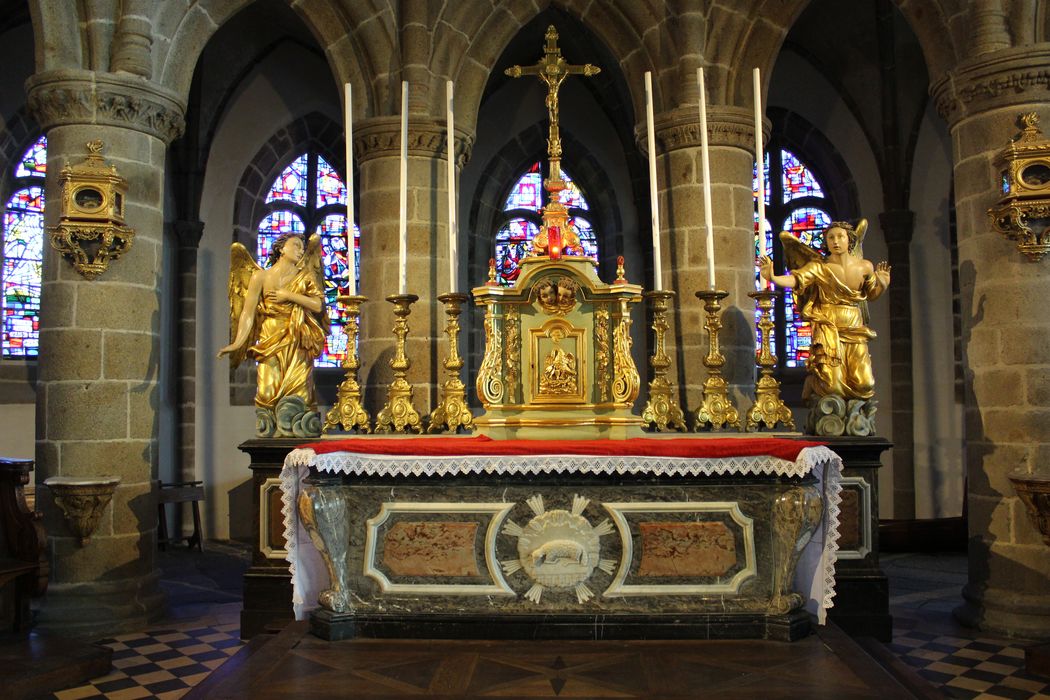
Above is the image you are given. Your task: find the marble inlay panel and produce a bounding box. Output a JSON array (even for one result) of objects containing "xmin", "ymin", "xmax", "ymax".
[
  {"xmin": 837, "ymin": 488, "xmax": 861, "ymax": 551},
  {"xmin": 383, "ymin": 521, "xmax": 480, "ymax": 576},
  {"xmin": 637, "ymin": 522, "xmax": 736, "ymax": 577}
]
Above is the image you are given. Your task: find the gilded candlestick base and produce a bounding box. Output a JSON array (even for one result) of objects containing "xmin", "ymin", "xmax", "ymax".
[
  {"xmin": 428, "ymin": 292, "xmax": 475, "ymax": 433},
  {"xmin": 694, "ymin": 289, "xmax": 741, "ymax": 431},
  {"xmin": 641, "ymin": 290, "xmax": 687, "ymax": 432},
  {"xmin": 376, "ymin": 294, "xmax": 424, "ymax": 434},
  {"xmin": 746, "ymin": 290, "xmax": 795, "ymax": 431},
  {"xmin": 323, "ymin": 295, "xmax": 371, "ymax": 434}
]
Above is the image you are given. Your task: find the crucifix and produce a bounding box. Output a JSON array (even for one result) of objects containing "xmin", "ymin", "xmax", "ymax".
[{"xmin": 505, "ymin": 25, "xmax": 600, "ymax": 258}]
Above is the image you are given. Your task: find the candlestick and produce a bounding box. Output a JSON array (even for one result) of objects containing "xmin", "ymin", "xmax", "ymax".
[
  {"xmin": 427, "ymin": 293, "xmax": 475, "ymax": 433},
  {"xmin": 398, "ymin": 80, "xmax": 409, "ymax": 295},
  {"xmin": 644, "ymin": 71, "xmax": 662, "ymax": 291},
  {"xmin": 446, "ymin": 80, "xmax": 457, "ymax": 294},
  {"xmin": 693, "ymin": 289, "xmax": 741, "ymax": 431},
  {"xmin": 697, "ymin": 67, "xmax": 716, "ymax": 290},
  {"xmin": 745, "ymin": 289, "xmax": 795, "ymax": 431},
  {"xmin": 641, "ymin": 290, "xmax": 687, "ymax": 432},
  {"xmin": 753, "ymin": 68, "xmax": 767, "ymax": 259},
  {"xmin": 322, "ymin": 295, "xmax": 371, "ymax": 434},
  {"xmin": 344, "ymin": 83, "xmax": 356, "ymax": 296},
  {"xmin": 375, "ymin": 294, "xmax": 424, "ymax": 433}
]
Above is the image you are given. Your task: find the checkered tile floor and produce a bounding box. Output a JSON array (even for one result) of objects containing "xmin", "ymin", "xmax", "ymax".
[
  {"xmin": 51, "ymin": 623, "xmax": 243, "ymax": 700},
  {"xmin": 889, "ymin": 629, "xmax": 1050, "ymax": 699}
]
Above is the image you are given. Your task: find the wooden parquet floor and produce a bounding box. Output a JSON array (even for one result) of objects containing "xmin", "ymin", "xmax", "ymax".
[{"xmin": 186, "ymin": 621, "xmax": 932, "ymax": 699}]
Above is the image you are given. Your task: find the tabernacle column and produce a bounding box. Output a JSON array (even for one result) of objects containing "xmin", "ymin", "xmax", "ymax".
[
  {"xmin": 932, "ymin": 46, "xmax": 1050, "ymax": 639},
  {"xmin": 26, "ymin": 69, "xmax": 185, "ymax": 635}
]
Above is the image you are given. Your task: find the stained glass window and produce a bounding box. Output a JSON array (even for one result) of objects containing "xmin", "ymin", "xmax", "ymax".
[
  {"xmin": 754, "ymin": 146, "xmax": 838, "ymax": 369},
  {"xmin": 781, "ymin": 150, "xmax": 824, "ymax": 203},
  {"xmin": 257, "ymin": 151, "xmax": 357, "ymax": 367},
  {"xmin": 496, "ymin": 162, "xmax": 596, "ymax": 286},
  {"xmin": 266, "ymin": 153, "xmax": 309, "ymax": 206},
  {"xmin": 3, "ymin": 136, "xmax": 47, "ymax": 358}
]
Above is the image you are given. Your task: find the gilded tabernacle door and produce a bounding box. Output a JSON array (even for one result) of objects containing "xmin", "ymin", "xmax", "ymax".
[{"xmin": 473, "ymin": 255, "xmax": 643, "ymax": 439}]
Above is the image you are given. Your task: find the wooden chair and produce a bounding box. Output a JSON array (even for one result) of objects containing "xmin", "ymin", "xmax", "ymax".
[
  {"xmin": 0, "ymin": 458, "xmax": 47, "ymax": 632},
  {"xmin": 156, "ymin": 480, "xmax": 205, "ymax": 552}
]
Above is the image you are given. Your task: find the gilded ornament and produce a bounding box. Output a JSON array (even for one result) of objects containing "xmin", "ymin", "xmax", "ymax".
[
  {"xmin": 427, "ymin": 293, "xmax": 476, "ymax": 433},
  {"xmin": 988, "ymin": 112, "xmax": 1050, "ymax": 261},
  {"xmin": 324, "ymin": 295, "xmax": 371, "ymax": 434},
  {"xmin": 219, "ymin": 233, "xmax": 326, "ymax": 438},
  {"xmin": 47, "ymin": 140, "xmax": 134, "ymax": 279},
  {"xmin": 595, "ymin": 305, "xmax": 611, "ymax": 403},
  {"xmin": 769, "ymin": 486, "xmax": 822, "ymax": 614},
  {"xmin": 476, "ymin": 301, "xmax": 505, "ymax": 405},
  {"xmin": 375, "ymin": 294, "xmax": 424, "ymax": 434},
  {"xmin": 641, "ymin": 290, "xmax": 687, "ymax": 432},
  {"xmin": 694, "ymin": 290, "xmax": 741, "ymax": 431},
  {"xmin": 612, "ymin": 299, "xmax": 641, "ymax": 405},
  {"xmin": 539, "ymin": 328, "xmax": 579, "ymax": 396},
  {"xmin": 505, "ymin": 306, "xmax": 521, "ymax": 403},
  {"xmin": 535, "ymin": 277, "xmax": 578, "ymax": 315}
]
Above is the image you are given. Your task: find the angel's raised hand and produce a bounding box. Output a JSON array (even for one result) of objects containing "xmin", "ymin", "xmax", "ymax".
[
  {"xmin": 875, "ymin": 261, "xmax": 891, "ymax": 284},
  {"xmin": 757, "ymin": 255, "xmax": 774, "ymax": 281}
]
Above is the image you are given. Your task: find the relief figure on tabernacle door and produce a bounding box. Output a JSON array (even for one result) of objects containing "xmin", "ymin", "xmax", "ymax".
[
  {"xmin": 218, "ymin": 233, "xmax": 327, "ymax": 438},
  {"xmin": 758, "ymin": 220, "xmax": 891, "ymax": 436},
  {"xmin": 540, "ymin": 328, "xmax": 578, "ymax": 395}
]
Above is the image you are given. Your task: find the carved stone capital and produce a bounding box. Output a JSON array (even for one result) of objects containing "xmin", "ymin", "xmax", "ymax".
[
  {"xmin": 931, "ymin": 47, "xmax": 1050, "ymax": 126},
  {"xmin": 26, "ymin": 70, "xmax": 186, "ymax": 144},
  {"xmin": 354, "ymin": 116, "xmax": 474, "ymax": 167},
  {"xmin": 637, "ymin": 106, "xmax": 766, "ymax": 155}
]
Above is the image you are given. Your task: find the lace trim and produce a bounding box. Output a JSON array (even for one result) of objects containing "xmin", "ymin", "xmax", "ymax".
[{"xmin": 281, "ymin": 445, "xmax": 843, "ymax": 621}]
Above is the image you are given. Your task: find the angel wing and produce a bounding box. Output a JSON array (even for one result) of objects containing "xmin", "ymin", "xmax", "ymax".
[
  {"xmin": 227, "ymin": 242, "xmax": 262, "ymax": 368},
  {"xmin": 852, "ymin": 218, "xmax": 868, "ymax": 257},
  {"xmin": 303, "ymin": 233, "xmax": 329, "ymax": 330},
  {"xmin": 778, "ymin": 231, "xmax": 821, "ymax": 272}
]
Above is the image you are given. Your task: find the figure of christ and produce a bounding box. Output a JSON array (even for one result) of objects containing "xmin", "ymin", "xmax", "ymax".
[
  {"xmin": 219, "ymin": 233, "xmax": 328, "ymax": 437},
  {"xmin": 758, "ymin": 222, "xmax": 891, "ymax": 402}
]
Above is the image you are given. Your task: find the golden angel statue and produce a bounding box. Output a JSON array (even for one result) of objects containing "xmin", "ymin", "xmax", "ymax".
[
  {"xmin": 758, "ymin": 220, "xmax": 891, "ymax": 436},
  {"xmin": 218, "ymin": 233, "xmax": 327, "ymax": 438}
]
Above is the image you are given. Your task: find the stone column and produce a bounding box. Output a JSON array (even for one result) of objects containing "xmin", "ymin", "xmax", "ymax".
[
  {"xmin": 26, "ymin": 69, "xmax": 185, "ymax": 636},
  {"xmin": 932, "ymin": 47, "xmax": 1050, "ymax": 638},
  {"xmin": 354, "ymin": 117, "xmax": 458, "ymax": 416},
  {"xmin": 880, "ymin": 209, "xmax": 916, "ymax": 518},
  {"xmin": 651, "ymin": 106, "xmax": 760, "ymax": 410}
]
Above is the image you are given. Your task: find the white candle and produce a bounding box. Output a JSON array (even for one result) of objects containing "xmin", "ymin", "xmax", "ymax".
[
  {"xmin": 644, "ymin": 72, "xmax": 662, "ymax": 291},
  {"xmin": 446, "ymin": 80, "xmax": 457, "ymax": 294},
  {"xmin": 697, "ymin": 67, "xmax": 715, "ymax": 290},
  {"xmin": 344, "ymin": 82, "xmax": 356, "ymax": 296},
  {"xmin": 399, "ymin": 80, "xmax": 409, "ymax": 295},
  {"xmin": 753, "ymin": 68, "xmax": 767, "ymax": 258}
]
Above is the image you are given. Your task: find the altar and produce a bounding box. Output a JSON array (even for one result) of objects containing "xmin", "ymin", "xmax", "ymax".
[{"xmin": 280, "ymin": 435, "xmax": 843, "ymax": 642}]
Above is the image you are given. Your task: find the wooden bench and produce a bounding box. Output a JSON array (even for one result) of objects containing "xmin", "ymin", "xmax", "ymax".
[{"xmin": 0, "ymin": 458, "xmax": 47, "ymax": 632}]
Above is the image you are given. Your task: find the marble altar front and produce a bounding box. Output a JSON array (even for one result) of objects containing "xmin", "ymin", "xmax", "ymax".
[{"xmin": 281, "ymin": 436, "xmax": 843, "ymax": 642}]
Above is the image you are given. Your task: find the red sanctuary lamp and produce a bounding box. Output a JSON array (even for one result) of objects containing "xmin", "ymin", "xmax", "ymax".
[{"xmin": 547, "ymin": 226, "xmax": 563, "ymax": 259}]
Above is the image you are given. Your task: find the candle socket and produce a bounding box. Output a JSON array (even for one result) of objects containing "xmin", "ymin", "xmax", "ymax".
[
  {"xmin": 641, "ymin": 290, "xmax": 687, "ymax": 432},
  {"xmin": 693, "ymin": 289, "xmax": 742, "ymax": 431},
  {"xmin": 427, "ymin": 292, "xmax": 475, "ymax": 433},
  {"xmin": 745, "ymin": 290, "xmax": 795, "ymax": 431},
  {"xmin": 375, "ymin": 294, "xmax": 424, "ymax": 434},
  {"xmin": 323, "ymin": 295, "xmax": 372, "ymax": 434}
]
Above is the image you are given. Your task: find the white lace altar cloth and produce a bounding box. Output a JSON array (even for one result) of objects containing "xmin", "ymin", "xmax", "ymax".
[{"xmin": 280, "ymin": 445, "xmax": 843, "ymax": 624}]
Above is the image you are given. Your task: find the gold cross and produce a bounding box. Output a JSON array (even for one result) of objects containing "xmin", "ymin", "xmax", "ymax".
[{"xmin": 504, "ymin": 26, "xmax": 600, "ymax": 172}]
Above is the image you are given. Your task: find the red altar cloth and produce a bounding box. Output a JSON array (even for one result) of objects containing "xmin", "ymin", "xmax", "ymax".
[{"xmin": 301, "ymin": 434, "xmax": 822, "ymax": 462}]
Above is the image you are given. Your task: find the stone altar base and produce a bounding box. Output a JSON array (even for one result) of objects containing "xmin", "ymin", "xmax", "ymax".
[{"xmin": 296, "ymin": 470, "xmax": 826, "ymax": 643}]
